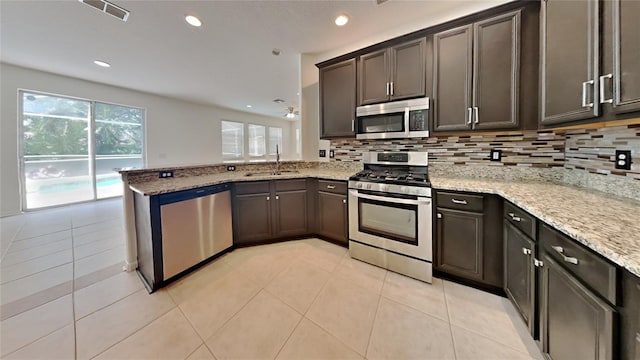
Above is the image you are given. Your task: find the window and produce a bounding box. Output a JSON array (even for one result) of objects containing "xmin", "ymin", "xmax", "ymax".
[
  {"xmin": 221, "ymin": 122, "xmax": 284, "ymax": 161},
  {"xmin": 20, "ymin": 91, "xmax": 144, "ymax": 210},
  {"xmin": 248, "ymin": 124, "xmax": 266, "ymax": 158},
  {"xmin": 269, "ymin": 127, "xmax": 283, "ymax": 156},
  {"xmin": 221, "ymin": 121, "xmax": 243, "ymax": 161}
]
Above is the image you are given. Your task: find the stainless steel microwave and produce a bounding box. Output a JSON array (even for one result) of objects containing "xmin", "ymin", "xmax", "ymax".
[{"xmin": 355, "ymin": 97, "xmax": 430, "ymax": 140}]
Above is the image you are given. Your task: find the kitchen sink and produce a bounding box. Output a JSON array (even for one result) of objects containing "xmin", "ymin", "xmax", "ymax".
[{"xmin": 244, "ymin": 170, "xmax": 300, "ymax": 177}]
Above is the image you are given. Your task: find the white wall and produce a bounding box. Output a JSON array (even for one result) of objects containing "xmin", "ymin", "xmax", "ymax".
[{"xmin": 0, "ymin": 63, "xmax": 296, "ymax": 216}]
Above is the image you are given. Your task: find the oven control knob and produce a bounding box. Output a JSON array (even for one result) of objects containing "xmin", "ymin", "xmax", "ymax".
[
  {"xmin": 356, "ymin": 183, "xmax": 362, "ymax": 188},
  {"xmin": 366, "ymin": 184, "xmax": 372, "ymax": 189}
]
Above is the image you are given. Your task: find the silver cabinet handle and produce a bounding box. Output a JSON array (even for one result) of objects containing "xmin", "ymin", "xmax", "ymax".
[
  {"xmin": 390, "ymin": 82, "xmax": 394, "ymax": 96},
  {"xmin": 386, "ymin": 82, "xmax": 390, "ymax": 96},
  {"xmin": 473, "ymin": 107, "xmax": 479, "ymax": 124},
  {"xmin": 522, "ymin": 248, "xmax": 532, "ymax": 256},
  {"xmin": 508, "ymin": 212, "xmax": 522, "ymax": 222},
  {"xmin": 467, "ymin": 108, "xmax": 473, "ymax": 125},
  {"xmin": 351, "ymin": 119, "xmax": 355, "ymax": 132},
  {"xmin": 551, "ymin": 246, "xmax": 579, "ymax": 265},
  {"xmin": 327, "ymin": 185, "xmax": 336, "ymax": 189},
  {"xmin": 599, "ymin": 74, "xmax": 613, "ymax": 104},
  {"xmin": 534, "ymin": 259, "xmax": 544, "ymax": 267},
  {"xmin": 437, "ymin": 213, "xmax": 442, "ymax": 219},
  {"xmin": 582, "ymin": 80, "xmax": 595, "ymax": 108},
  {"xmin": 342, "ymin": 199, "xmax": 346, "ymax": 204},
  {"xmin": 266, "ymin": 196, "xmax": 270, "ymax": 201},
  {"xmin": 451, "ymin": 199, "xmax": 467, "ymax": 205},
  {"xmin": 275, "ymin": 195, "xmax": 279, "ymax": 200}
]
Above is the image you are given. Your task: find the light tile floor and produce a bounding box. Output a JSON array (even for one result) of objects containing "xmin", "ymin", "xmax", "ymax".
[{"xmin": 1, "ymin": 199, "xmax": 543, "ymax": 359}]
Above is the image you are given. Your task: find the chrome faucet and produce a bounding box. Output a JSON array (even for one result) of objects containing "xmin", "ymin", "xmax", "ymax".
[{"xmin": 274, "ymin": 144, "xmax": 280, "ymax": 175}]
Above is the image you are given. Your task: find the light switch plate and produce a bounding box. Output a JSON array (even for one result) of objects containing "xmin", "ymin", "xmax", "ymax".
[
  {"xmin": 319, "ymin": 150, "xmax": 326, "ymax": 157},
  {"xmin": 490, "ymin": 149, "xmax": 502, "ymax": 162}
]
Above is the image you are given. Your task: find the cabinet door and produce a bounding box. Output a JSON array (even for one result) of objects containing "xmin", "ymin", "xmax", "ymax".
[
  {"xmin": 541, "ymin": 255, "xmax": 615, "ymax": 360},
  {"xmin": 541, "ymin": 0, "xmax": 599, "ymax": 125},
  {"xmin": 473, "ymin": 10, "xmax": 521, "ymax": 130},
  {"xmin": 433, "ymin": 25, "xmax": 473, "ymax": 132},
  {"xmin": 320, "ymin": 59, "xmax": 357, "ymax": 138},
  {"xmin": 317, "ymin": 191, "xmax": 347, "ymax": 245},
  {"xmin": 436, "ymin": 207, "xmax": 483, "ymax": 281},
  {"xmin": 390, "ymin": 38, "xmax": 426, "ymax": 101},
  {"xmin": 274, "ymin": 190, "xmax": 308, "ymax": 237},
  {"xmin": 612, "ymin": 0, "xmax": 640, "ymax": 114},
  {"xmin": 233, "ymin": 193, "xmax": 271, "ymax": 245},
  {"xmin": 359, "ymin": 48, "xmax": 389, "ymax": 105},
  {"xmin": 504, "ymin": 221, "xmax": 535, "ymax": 334}
]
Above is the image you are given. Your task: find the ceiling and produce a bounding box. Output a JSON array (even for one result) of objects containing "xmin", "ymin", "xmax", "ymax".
[{"xmin": 0, "ymin": 0, "xmax": 511, "ymax": 120}]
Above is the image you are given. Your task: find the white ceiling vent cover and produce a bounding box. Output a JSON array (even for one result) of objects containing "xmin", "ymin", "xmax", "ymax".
[
  {"xmin": 78, "ymin": 0, "xmax": 130, "ymax": 22},
  {"xmin": 376, "ymin": 0, "xmax": 390, "ymax": 4}
]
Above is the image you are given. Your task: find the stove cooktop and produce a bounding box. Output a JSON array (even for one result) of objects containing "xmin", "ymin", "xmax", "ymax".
[{"xmin": 350, "ymin": 169, "xmax": 431, "ymax": 187}]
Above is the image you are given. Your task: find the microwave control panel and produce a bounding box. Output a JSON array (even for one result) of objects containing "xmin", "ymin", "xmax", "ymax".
[{"xmin": 409, "ymin": 109, "xmax": 428, "ymax": 131}]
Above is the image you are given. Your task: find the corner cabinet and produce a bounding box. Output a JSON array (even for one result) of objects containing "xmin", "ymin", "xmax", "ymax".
[
  {"xmin": 319, "ymin": 59, "xmax": 357, "ymax": 139},
  {"xmin": 232, "ymin": 179, "xmax": 311, "ymax": 246},
  {"xmin": 503, "ymin": 201, "xmax": 538, "ymax": 337},
  {"xmin": 358, "ymin": 37, "xmax": 427, "ymax": 105},
  {"xmin": 435, "ymin": 191, "xmax": 503, "ymax": 289}
]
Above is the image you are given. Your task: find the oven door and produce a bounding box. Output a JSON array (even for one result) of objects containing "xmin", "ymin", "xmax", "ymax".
[{"xmin": 348, "ymin": 189, "xmax": 432, "ymax": 261}]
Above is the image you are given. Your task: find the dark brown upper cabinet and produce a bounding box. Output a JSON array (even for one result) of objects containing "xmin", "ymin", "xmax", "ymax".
[
  {"xmin": 540, "ymin": 0, "xmax": 600, "ymax": 125},
  {"xmin": 358, "ymin": 37, "xmax": 426, "ymax": 105},
  {"xmin": 433, "ymin": 10, "xmax": 522, "ymax": 132},
  {"xmin": 319, "ymin": 58, "xmax": 356, "ymax": 139},
  {"xmin": 601, "ymin": 0, "xmax": 640, "ymax": 115}
]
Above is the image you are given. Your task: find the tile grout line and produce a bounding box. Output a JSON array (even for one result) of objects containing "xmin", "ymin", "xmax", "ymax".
[
  {"xmin": 441, "ymin": 280, "xmax": 459, "ymax": 360},
  {"xmin": 362, "ymin": 271, "xmax": 386, "ymax": 359},
  {"xmin": 0, "ymin": 253, "xmax": 74, "ymax": 285},
  {"xmin": 1, "ymin": 240, "xmax": 72, "ymax": 267},
  {"xmin": 272, "ymin": 311, "xmax": 305, "ymax": 360}
]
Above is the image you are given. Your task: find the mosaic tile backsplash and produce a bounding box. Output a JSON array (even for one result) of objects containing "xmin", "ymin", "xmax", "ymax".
[{"xmin": 330, "ymin": 124, "xmax": 640, "ymax": 200}]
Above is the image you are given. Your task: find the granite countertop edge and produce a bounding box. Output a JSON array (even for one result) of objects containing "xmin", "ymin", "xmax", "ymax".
[{"xmin": 127, "ymin": 172, "xmax": 640, "ymax": 278}]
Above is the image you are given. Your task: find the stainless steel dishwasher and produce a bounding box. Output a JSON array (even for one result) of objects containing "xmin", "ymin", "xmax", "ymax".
[{"xmin": 159, "ymin": 183, "xmax": 232, "ymax": 280}]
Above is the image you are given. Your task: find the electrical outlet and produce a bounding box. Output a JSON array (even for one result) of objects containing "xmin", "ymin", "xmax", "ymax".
[
  {"xmin": 615, "ymin": 150, "xmax": 632, "ymax": 170},
  {"xmin": 329, "ymin": 150, "xmax": 335, "ymax": 159},
  {"xmin": 319, "ymin": 150, "xmax": 326, "ymax": 158},
  {"xmin": 159, "ymin": 170, "xmax": 174, "ymax": 178},
  {"xmin": 490, "ymin": 149, "xmax": 502, "ymax": 162},
  {"xmin": 226, "ymin": 165, "xmax": 236, "ymax": 171}
]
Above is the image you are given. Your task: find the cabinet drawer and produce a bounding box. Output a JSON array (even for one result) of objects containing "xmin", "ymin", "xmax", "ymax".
[
  {"xmin": 540, "ymin": 224, "xmax": 618, "ymax": 305},
  {"xmin": 275, "ymin": 179, "xmax": 307, "ymax": 192},
  {"xmin": 317, "ymin": 180, "xmax": 347, "ymax": 195},
  {"xmin": 503, "ymin": 201, "xmax": 537, "ymax": 239},
  {"xmin": 235, "ymin": 181, "xmax": 270, "ymax": 195},
  {"xmin": 436, "ymin": 192, "xmax": 483, "ymax": 212}
]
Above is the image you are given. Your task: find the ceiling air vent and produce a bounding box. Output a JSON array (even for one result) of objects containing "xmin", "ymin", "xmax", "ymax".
[
  {"xmin": 376, "ymin": 0, "xmax": 390, "ymax": 4},
  {"xmin": 79, "ymin": 0, "xmax": 130, "ymax": 22}
]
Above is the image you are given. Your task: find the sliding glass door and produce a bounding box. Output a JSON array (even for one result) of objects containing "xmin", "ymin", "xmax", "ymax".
[{"xmin": 20, "ymin": 91, "xmax": 144, "ymax": 210}]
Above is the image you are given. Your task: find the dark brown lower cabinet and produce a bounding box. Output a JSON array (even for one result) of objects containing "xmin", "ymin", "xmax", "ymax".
[
  {"xmin": 233, "ymin": 192, "xmax": 272, "ymax": 245},
  {"xmin": 274, "ymin": 189, "xmax": 308, "ymax": 237},
  {"xmin": 435, "ymin": 191, "xmax": 503, "ymax": 289},
  {"xmin": 232, "ymin": 180, "xmax": 310, "ymax": 246},
  {"xmin": 504, "ymin": 221, "xmax": 535, "ymax": 334},
  {"xmin": 436, "ymin": 208, "xmax": 484, "ymax": 281},
  {"xmin": 541, "ymin": 254, "xmax": 615, "ymax": 360},
  {"xmin": 317, "ymin": 191, "xmax": 348, "ymax": 245}
]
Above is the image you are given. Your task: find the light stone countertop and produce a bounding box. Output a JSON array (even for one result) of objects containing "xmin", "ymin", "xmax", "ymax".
[
  {"xmin": 127, "ymin": 168, "xmax": 354, "ymax": 196},
  {"xmin": 431, "ymin": 177, "xmax": 640, "ymax": 278},
  {"xmin": 127, "ymin": 170, "xmax": 640, "ymax": 278}
]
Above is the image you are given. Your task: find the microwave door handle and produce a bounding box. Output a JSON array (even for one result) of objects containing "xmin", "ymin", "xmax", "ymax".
[{"xmin": 349, "ymin": 189, "xmax": 429, "ymax": 206}]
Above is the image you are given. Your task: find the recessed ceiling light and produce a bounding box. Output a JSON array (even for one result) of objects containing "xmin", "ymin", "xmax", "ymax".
[
  {"xmin": 185, "ymin": 15, "xmax": 202, "ymax": 27},
  {"xmin": 93, "ymin": 60, "xmax": 111, "ymax": 68},
  {"xmin": 335, "ymin": 14, "xmax": 349, "ymax": 26},
  {"xmin": 246, "ymin": 105, "xmax": 252, "ymax": 108}
]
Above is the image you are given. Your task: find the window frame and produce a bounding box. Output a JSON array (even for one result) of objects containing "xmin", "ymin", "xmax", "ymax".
[{"xmin": 221, "ymin": 120, "xmax": 245, "ymax": 162}]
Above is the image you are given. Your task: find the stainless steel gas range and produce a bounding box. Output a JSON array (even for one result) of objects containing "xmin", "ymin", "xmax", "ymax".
[{"xmin": 348, "ymin": 152, "xmax": 433, "ymax": 283}]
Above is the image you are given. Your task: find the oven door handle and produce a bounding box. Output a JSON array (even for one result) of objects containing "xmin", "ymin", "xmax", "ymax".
[{"xmin": 349, "ymin": 189, "xmax": 430, "ymax": 206}]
